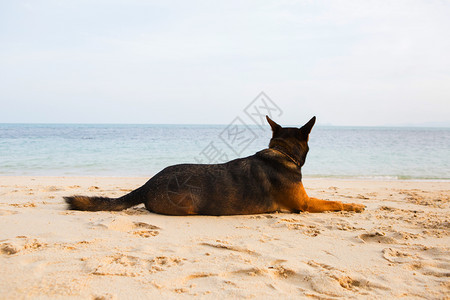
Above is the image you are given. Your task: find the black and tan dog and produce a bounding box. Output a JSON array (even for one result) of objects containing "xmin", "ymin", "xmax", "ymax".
[{"xmin": 65, "ymin": 116, "xmax": 365, "ymax": 215}]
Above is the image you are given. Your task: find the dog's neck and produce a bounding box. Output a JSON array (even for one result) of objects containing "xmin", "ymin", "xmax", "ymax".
[{"xmin": 270, "ymin": 145, "xmax": 302, "ymax": 168}]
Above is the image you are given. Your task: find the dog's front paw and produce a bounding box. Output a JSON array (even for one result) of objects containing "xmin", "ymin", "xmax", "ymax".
[{"xmin": 344, "ymin": 203, "xmax": 366, "ymax": 213}]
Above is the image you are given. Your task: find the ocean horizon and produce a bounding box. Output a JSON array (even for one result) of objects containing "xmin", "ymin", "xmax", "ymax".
[{"xmin": 1, "ymin": 123, "xmax": 449, "ymax": 180}]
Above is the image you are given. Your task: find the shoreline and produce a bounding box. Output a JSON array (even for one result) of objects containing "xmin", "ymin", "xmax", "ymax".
[
  {"xmin": 1, "ymin": 175, "xmax": 449, "ymax": 182},
  {"xmin": 1, "ymin": 176, "xmax": 449, "ymax": 298}
]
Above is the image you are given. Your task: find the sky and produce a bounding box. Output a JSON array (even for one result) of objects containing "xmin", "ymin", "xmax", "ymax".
[{"xmin": 0, "ymin": 0, "xmax": 449, "ymax": 126}]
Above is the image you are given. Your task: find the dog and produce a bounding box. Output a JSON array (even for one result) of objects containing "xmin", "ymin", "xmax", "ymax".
[{"xmin": 64, "ymin": 116, "xmax": 365, "ymax": 215}]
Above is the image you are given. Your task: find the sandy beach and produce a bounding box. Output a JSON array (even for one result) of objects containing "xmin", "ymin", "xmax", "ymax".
[{"xmin": 0, "ymin": 176, "xmax": 448, "ymax": 299}]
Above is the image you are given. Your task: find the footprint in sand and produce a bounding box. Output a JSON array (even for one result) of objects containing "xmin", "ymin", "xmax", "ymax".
[
  {"xmin": 384, "ymin": 246, "xmax": 450, "ymax": 278},
  {"xmin": 326, "ymin": 218, "xmax": 365, "ymax": 231},
  {"xmin": 0, "ymin": 237, "xmax": 47, "ymax": 256},
  {"xmin": 1, "ymin": 243, "xmax": 20, "ymax": 255},
  {"xmin": 130, "ymin": 221, "xmax": 160, "ymax": 238},
  {"xmin": 358, "ymin": 231, "xmax": 397, "ymax": 244},
  {"xmin": 90, "ymin": 217, "xmax": 160, "ymax": 238},
  {"xmin": 132, "ymin": 229, "xmax": 159, "ymax": 238},
  {"xmin": 85, "ymin": 253, "xmax": 184, "ymax": 276},
  {"xmin": 391, "ymin": 230, "xmax": 420, "ymax": 241},
  {"xmin": 307, "ymin": 259, "xmax": 390, "ymax": 294},
  {"xmin": 382, "ymin": 247, "xmax": 416, "ymax": 263},
  {"xmin": 400, "ymin": 190, "xmax": 449, "ymax": 208},
  {"xmin": 276, "ymin": 219, "xmax": 321, "ymax": 237},
  {"xmin": 230, "ymin": 261, "xmax": 350, "ymax": 297}
]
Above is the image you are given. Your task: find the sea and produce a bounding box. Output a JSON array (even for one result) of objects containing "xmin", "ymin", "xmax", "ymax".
[{"xmin": 0, "ymin": 124, "xmax": 449, "ymax": 180}]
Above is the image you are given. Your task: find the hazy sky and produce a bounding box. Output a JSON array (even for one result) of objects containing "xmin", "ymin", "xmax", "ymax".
[{"xmin": 1, "ymin": 0, "xmax": 449, "ymax": 126}]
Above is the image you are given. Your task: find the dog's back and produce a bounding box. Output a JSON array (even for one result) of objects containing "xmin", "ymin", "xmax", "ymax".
[{"xmin": 142, "ymin": 149, "xmax": 301, "ymax": 215}]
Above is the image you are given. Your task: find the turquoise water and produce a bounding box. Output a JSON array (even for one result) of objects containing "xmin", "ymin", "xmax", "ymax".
[{"xmin": 0, "ymin": 124, "xmax": 449, "ymax": 180}]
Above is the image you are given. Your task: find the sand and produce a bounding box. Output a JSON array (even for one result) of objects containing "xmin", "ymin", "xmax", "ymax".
[{"xmin": 0, "ymin": 176, "xmax": 449, "ymax": 299}]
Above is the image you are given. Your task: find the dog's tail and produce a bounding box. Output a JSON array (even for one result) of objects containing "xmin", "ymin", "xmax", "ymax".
[{"xmin": 64, "ymin": 185, "xmax": 147, "ymax": 211}]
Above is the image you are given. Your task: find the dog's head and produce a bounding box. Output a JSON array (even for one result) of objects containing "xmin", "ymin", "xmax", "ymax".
[{"xmin": 266, "ymin": 115, "xmax": 316, "ymax": 167}]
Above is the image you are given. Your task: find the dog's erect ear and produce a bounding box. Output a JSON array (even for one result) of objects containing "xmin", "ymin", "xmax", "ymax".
[
  {"xmin": 266, "ymin": 115, "xmax": 282, "ymax": 134},
  {"xmin": 300, "ymin": 116, "xmax": 316, "ymax": 138}
]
